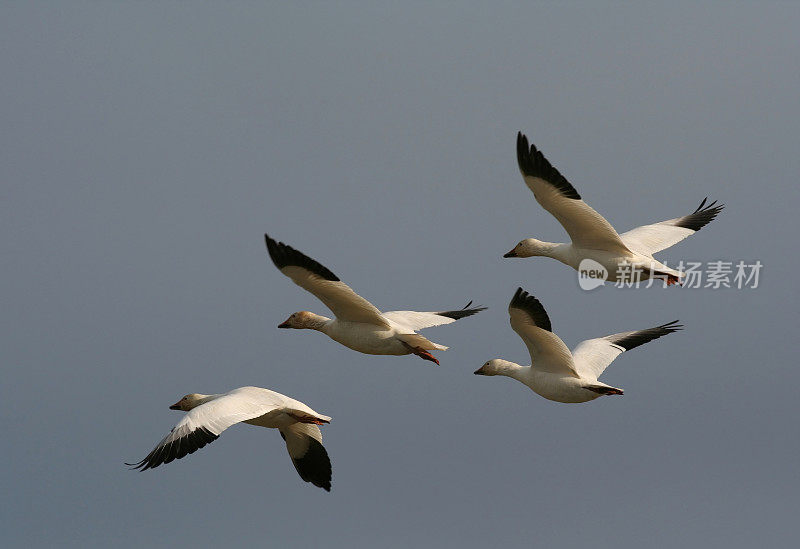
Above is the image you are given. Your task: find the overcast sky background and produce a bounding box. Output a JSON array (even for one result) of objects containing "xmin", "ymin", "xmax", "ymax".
[{"xmin": 3, "ymin": 3, "xmax": 799, "ymax": 548}]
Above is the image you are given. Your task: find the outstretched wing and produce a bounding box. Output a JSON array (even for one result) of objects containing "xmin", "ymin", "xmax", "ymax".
[
  {"xmin": 265, "ymin": 235, "xmax": 389, "ymax": 327},
  {"xmin": 127, "ymin": 389, "xmax": 284, "ymax": 471},
  {"xmin": 620, "ymin": 198, "xmax": 724, "ymax": 256},
  {"xmin": 571, "ymin": 320, "xmax": 682, "ymax": 380},
  {"xmin": 382, "ymin": 301, "xmax": 487, "ymax": 331},
  {"xmin": 517, "ymin": 132, "xmax": 632, "ymax": 255},
  {"xmin": 507, "ymin": 287, "xmax": 578, "ymax": 377},
  {"xmin": 279, "ymin": 423, "xmax": 332, "ymax": 492}
]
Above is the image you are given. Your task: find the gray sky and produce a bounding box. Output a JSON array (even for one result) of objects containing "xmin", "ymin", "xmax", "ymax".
[{"xmin": 2, "ymin": 2, "xmax": 799, "ymax": 547}]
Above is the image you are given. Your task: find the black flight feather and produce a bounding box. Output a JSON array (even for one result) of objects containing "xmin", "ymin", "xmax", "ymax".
[
  {"xmin": 437, "ymin": 301, "xmax": 488, "ymax": 320},
  {"xmin": 509, "ymin": 287, "xmax": 552, "ymax": 332},
  {"xmin": 516, "ymin": 132, "xmax": 582, "ymax": 200},
  {"xmin": 126, "ymin": 427, "xmax": 219, "ymax": 472},
  {"xmin": 264, "ymin": 234, "xmax": 340, "ymax": 282},
  {"xmin": 672, "ymin": 198, "xmax": 724, "ymax": 232},
  {"xmin": 607, "ymin": 320, "xmax": 683, "ymax": 352}
]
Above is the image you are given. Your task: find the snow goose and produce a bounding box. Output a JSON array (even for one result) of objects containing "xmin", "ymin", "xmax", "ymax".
[
  {"xmin": 474, "ymin": 288, "xmax": 682, "ymax": 403},
  {"xmin": 127, "ymin": 386, "xmax": 333, "ymax": 491},
  {"xmin": 504, "ymin": 132, "xmax": 724, "ymax": 285},
  {"xmin": 265, "ymin": 234, "xmax": 485, "ymax": 365}
]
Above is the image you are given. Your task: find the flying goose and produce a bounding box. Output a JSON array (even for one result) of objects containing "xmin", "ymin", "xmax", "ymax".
[
  {"xmin": 474, "ymin": 288, "xmax": 682, "ymax": 403},
  {"xmin": 504, "ymin": 132, "xmax": 724, "ymax": 285},
  {"xmin": 265, "ymin": 235, "xmax": 485, "ymax": 365},
  {"xmin": 127, "ymin": 386, "xmax": 333, "ymax": 491}
]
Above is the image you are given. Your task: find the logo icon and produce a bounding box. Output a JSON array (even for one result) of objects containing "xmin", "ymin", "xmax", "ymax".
[{"xmin": 578, "ymin": 259, "xmax": 608, "ymax": 290}]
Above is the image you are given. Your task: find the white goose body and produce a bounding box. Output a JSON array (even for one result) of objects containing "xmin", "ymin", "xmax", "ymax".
[
  {"xmin": 317, "ymin": 317, "xmax": 414, "ymax": 356},
  {"xmin": 475, "ymin": 288, "xmax": 682, "ymax": 403},
  {"xmin": 128, "ymin": 386, "xmax": 334, "ymax": 490},
  {"xmin": 265, "ymin": 235, "xmax": 486, "ymax": 364},
  {"xmin": 505, "ymin": 132, "xmax": 724, "ymax": 285},
  {"xmin": 497, "ymin": 361, "xmax": 608, "ymax": 403},
  {"xmin": 525, "ymin": 242, "xmax": 679, "ymax": 284}
]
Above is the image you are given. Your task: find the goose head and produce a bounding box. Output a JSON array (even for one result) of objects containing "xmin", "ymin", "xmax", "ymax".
[
  {"xmin": 474, "ymin": 359, "xmax": 517, "ymax": 376},
  {"xmin": 169, "ymin": 393, "xmax": 211, "ymax": 411},
  {"xmin": 504, "ymin": 238, "xmax": 551, "ymax": 258},
  {"xmin": 278, "ymin": 311, "xmax": 328, "ymax": 330}
]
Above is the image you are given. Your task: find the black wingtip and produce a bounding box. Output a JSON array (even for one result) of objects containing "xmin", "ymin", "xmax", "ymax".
[
  {"xmin": 516, "ymin": 132, "xmax": 581, "ymax": 200},
  {"xmin": 608, "ymin": 320, "xmax": 683, "ymax": 352},
  {"xmin": 291, "ymin": 438, "xmax": 333, "ymax": 492},
  {"xmin": 657, "ymin": 320, "xmax": 684, "ymax": 333},
  {"xmin": 264, "ymin": 234, "xmax": 340, "ymax": 282},
  {"xmin": 509, "ymin": 287, "xmax": 552, "ymax": 332},
  {"xmin": 437, "ymin": 301, "xmax": 488, "ymax": 321},
  {"xmin": 125, "ymin": 456, "xmax": 152, "ymax": 471},
  {"xmin": 673, "ymin": 199, "xmax": 725, "ymax": 231},
  {"xmin": 128, "ymin": 427, "xmax": 219, "ymax": 472}
]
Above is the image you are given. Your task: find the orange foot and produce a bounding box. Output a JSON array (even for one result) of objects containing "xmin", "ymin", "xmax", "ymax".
[
  {"xmin": 586, "ymin": 386, "xmax": 624, "ymax": 396},
  {"xmin": 292, "ymin": 414, "xmax": 330, "ymax": 425},
  {"xmin": 413, "ymin": 348, "xmax": 440, "ymax": 365},
  {"xmin": 665, "ymin": 274, "xmax": 683, "ymax": 286}
]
